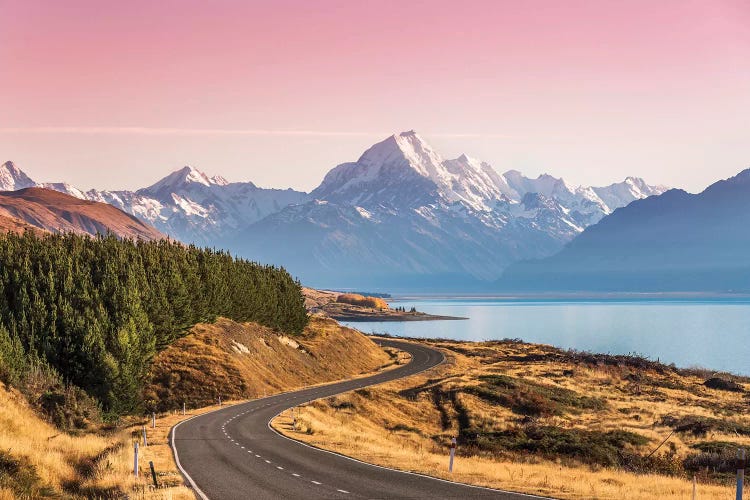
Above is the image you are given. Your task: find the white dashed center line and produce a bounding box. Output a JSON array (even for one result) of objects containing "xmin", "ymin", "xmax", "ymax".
[{"xmin": 211, "ymin": 392, "xmax": 362, "ymax": 498}]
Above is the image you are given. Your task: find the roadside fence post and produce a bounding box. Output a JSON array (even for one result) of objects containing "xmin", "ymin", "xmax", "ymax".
[
  {"xmin": 692, "ymin": 475, "xmax": 696, "ymax": 500},
  {"xmin": 133, "ymin": 442, "xmax": 139, "ymax": 477},
  {"xmin": 737, "ymin": 448, "xmax": 746, "ymax": 500},
  {"xmin": 142, "ymin": 425, "xmax": 148, "ymax": 447},
  {"xmin": 448, "ymin": 437, "xmax": 456, "ymax": 472},
  {"xmin": 149, "ymin": 461, "xmax": 159, "ymax": 488},
  {"xmin": 152, "ymin": 412, "xmax": 156, "ymax": 429}
]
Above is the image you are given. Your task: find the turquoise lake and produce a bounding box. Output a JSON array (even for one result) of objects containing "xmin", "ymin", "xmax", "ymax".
[{"xmin": 343, "ymin": 297, "xmax": 750, "ymax": 375}]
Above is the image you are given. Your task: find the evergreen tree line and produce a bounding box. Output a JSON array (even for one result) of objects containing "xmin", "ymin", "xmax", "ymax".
[{"xmin": 0, "ymin": 232, "xmax": 308, "ymax": 415}]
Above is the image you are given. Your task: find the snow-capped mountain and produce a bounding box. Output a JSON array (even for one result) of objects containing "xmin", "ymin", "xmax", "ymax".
[
  {"xmin": 0, "ymin": 161, "xmax": 36, "ymax": 191},
  {"xmin": 312, "ymin": 131, "xmax": 514, "ymax": 211},
  {"xmin": 116, "ymin": 166, "xmax": 308, "ymax": 242},
  {"xmin": 312, "ymin": 131, "xmax": 665, "ymax": 218},
  {"xmin": 1, "ymin": 132, "xmax": 667, "ymax": 288}
]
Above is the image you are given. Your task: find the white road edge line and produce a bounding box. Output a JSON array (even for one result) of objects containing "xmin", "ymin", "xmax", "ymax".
[{"xmin": 171, "ymin": 415, "xmax": 211, "ymax": 500}]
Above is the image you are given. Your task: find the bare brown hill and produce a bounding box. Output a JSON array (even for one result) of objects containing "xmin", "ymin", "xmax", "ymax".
[
  {"xmin": 0, "ymin": 212, "xmax": 43, "ymax": 234},
  {"xmin": 0, "ymin": 187, "xmax": 163, "ymax": 240},
  {"xmin": 143, "ymin": 315, "xmax": 394, "ymax": 411}
]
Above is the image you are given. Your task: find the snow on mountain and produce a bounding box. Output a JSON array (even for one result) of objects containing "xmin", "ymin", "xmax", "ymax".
[
  {"xmin": 143, "ymin": 165, "xmax": 218, "ymax": 196},
  {"xmin": 39, "ymin": 182, "xmax": 88, "ymax": 200},
  {"xmin": 593, "ymin": 177, "xmax": 669, "ymax": 212},
  {"xmin": 0, "ymin": 161, "xmax": 37, "ymax": 191},
  {"xmin": 314, "ymin": 131, "xmax": 520, "ymax": 211},
  {"xmin": 97, "ymin": 166, "xmax": 309, "ymax": 243}
]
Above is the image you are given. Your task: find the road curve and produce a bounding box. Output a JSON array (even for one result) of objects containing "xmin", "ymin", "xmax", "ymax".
[{"xmin": 171, "ymin": 339, "xmax": 547, "ymax": 499}]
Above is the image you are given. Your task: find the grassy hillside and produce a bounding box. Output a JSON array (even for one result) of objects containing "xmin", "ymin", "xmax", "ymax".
[
  {"xmin": 0, "ymin": 381, "xmax": 138, "ymax": 500},
  {"xmin": 273, "ymin": 338, "xmax": 749, "ymax": 499},
  {"xmin": 0, "ymin": 317, "xmax": 392, "ymax": 499},
  {"xmin": 144, "ymin": 315, "xmax": 392, "ymax": 411}
]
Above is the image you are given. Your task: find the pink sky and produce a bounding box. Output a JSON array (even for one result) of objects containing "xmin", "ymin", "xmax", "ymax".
[{"xmin": 1, "ymin": 0, "xmax": 749, "ymax": 192}]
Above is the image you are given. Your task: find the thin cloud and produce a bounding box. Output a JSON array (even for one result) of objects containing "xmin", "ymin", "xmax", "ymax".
[{"xmin": 0, "ymin": 127, "xmax": 509, "ymax": 139}]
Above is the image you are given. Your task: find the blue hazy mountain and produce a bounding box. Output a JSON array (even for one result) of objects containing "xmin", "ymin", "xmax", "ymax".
[{"xmin": 499, "ymin": 169, "xmax": 750, "ymax": 292}]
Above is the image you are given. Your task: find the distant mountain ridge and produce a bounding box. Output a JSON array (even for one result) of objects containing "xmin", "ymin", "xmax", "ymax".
[
  {"xmin": 499, "ymin": 169, "xmax": 750, "ymax": 292},
  {"xmin": 2, "ymin": 133, "xmax": 667, "ymax": 288}
]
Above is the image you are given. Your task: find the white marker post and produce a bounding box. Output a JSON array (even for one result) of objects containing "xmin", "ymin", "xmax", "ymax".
[
  {"xmin": 292, "ymin": 407, "xmax": 297, "ymax": 431},
  {"xmin": 448, "ymin": 437, "xmax": 456, "ymax": 472},
  {"xmin": 142, "ymin": 425, "xmax": 148, "ymax": 447},
  {"xmin": 737, "ymin": 448, "xmax": 746, "ymax": 500},
  {"xmin": 692, "ymin": 475, "xmax": 696, "ymax": 500},
  {"xmin": 218, "ymin": 396, "xmax": 222, "ymax": 406},
  {"xmin": 133, "ymin": 442, "xmax": 139, "ymax": 477},
  {"xmin": 152, "ymin": 412, "xmax": 156, "ymax": 429},
  {"xmin": 182, "ymin": 402, "xmax": 186, "ymax": 415}
]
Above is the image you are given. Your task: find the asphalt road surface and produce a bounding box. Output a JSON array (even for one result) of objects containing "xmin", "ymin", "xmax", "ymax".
[{"xmin": 171, "ymin": 338, "xmax": 548, "ymax": 499}]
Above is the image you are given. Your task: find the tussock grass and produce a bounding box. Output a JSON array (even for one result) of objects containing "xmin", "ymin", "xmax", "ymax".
[
  {"xmin": 272, "ymin": 337, "xmax": 750, "ymax": 499},
  {"xmin": 0, "ymin": 381, "xmax": 155, "ymax": 498}
]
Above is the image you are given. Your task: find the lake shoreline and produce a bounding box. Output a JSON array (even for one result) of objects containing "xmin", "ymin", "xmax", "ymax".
[
  {"xmin": 328, "ymin": 311, "xmax": 467, "ymax": 322},
  {"xmin": 344, "ymin": 296, "xmax": 750, "ymax": 376}
]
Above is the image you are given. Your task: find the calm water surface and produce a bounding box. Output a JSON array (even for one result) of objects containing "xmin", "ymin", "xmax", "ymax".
[{"xmin": 343, "ymin": 298, "xmax": 750, "ymax": 375}]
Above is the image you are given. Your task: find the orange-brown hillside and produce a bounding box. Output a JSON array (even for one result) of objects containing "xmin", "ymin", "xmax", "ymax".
[
  {"xmin": 143, "ymin": 315, "xmax": 394, "ymax": 411},
  {"xmin": 0, "ymin": 212, "xmax": 43, "ymax": 234},
  {"xmin": 0, "ymin": 187, "xmax": 163, "ymax": 240}
]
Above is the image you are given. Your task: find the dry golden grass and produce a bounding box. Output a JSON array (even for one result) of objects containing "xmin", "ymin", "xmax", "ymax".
[
  {"xmin": 145, "ymin": 315, "xmax": 392, "ymax": 410},
  {"xmin": 0, "ymin": 381, "xmax": 170, "ymax": 498},
  {"xmin": 272, "ymin": 338, "xmax": 750, "ymax": 500}
]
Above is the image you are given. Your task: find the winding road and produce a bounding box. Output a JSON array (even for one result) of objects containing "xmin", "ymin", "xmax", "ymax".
[{"xmin": 171, "ymin": 339, "xmax": 546, "ymax": 499}]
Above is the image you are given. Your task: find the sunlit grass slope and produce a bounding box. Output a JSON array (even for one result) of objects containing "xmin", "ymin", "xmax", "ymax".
[{"xmin": 273, "ymin": 338, "xmax": 750, "ymax": 500}]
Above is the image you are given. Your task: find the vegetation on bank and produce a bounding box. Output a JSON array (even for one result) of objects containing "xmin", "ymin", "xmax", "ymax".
[
  {"xmin": 0, "ymin": 232, "xmax": 307, "ymax": 417},
  {"xmin": 336, "ymin": 293, "xmax": 389, "ymax": 309}
]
